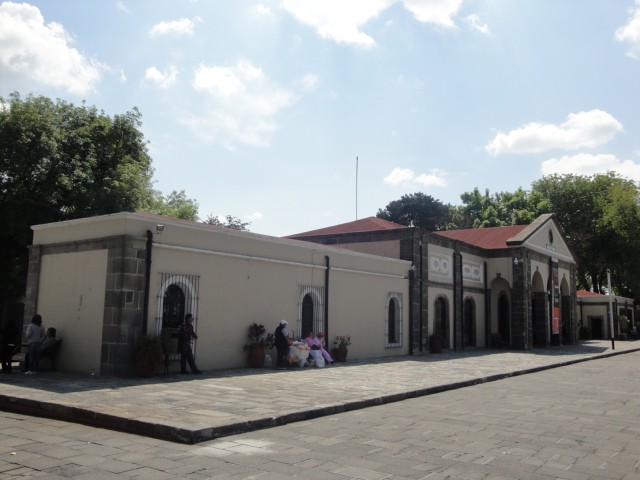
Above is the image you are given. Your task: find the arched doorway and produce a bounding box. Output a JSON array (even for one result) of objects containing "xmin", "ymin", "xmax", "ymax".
[
  {"xmin": 464, "ymin": 297, "xmax": 476, "ymax": 347},
  {"xmin": 301, "ymin": 294, "xmax": 314, "ymax": 337},
  {"xmin": 498, "ymin": 292, "xmax": 510, "ymax": 345},
  {"xmin": 434, "ymin": 296, "xmax": 449, "ymax": 348}
]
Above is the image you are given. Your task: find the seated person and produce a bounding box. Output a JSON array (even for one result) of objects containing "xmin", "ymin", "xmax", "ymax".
[
  {"xmin": 40, "ymin": 327, "xmax": 57, "ymax": 352},
  {"xmin": 287, "ymin": 341, "xmax": 310, "ymax": 367},
  {"xmin": 305, "ymin": 331, "xmax": 333, "ymax": 367}
]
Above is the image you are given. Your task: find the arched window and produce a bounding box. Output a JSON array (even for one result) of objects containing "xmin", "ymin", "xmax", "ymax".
[
  {"xmin": 386, "ymin": 293, "xmax": 402, "ymax": 347},
  {"xmin": 301, "ymin": 294, "xmax": 314, "ymax": 338},
  {"xmin": 162, "ymin": 284, "xmax": 185, "ymax": 329},
  {"xmin": 298, "ymin": 286, "xmax": 324, "ymax": 338}
]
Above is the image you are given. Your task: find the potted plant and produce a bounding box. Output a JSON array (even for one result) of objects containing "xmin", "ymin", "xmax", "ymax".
[
  {"xmin": 244, "ymin": 323, "xmax": 268, "ymax": 368},
  {"xmin": 429, "ymin": 333, "xmax": 443, "ymax": 354},
  {"xmin": 134, "ymin": 335, "xmax": 164, "ymax": 377},
  {"xmin": 332, "ymin": 335, "xmax": 351, "ymax": 362}
]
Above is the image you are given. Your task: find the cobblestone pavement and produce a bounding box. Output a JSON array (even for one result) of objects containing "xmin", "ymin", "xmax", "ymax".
[
  {"xmin": 0, "ymin": 340, "xmax": 638, "ymax": 444},
  {"xmin": 1, "ymin": 344, "xmax": 640, "ymax": 479}
]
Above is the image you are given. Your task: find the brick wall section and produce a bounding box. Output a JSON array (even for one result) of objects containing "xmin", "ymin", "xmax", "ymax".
[
  {"xmin": 510, "ymin": 251, "xmax": 529, "ymax": 349},
  {"xmin": 102, "ymin": 236, "xmax": 147, "ymax": 376}
]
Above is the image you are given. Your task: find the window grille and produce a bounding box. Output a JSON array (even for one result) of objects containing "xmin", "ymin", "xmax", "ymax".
[
  {"xmin": 156, "ymin": 273, "xmax": 200, "ymax": 360},
  {"xmin": 298, "ymin": 285, "xmax": 324, "ymax": 339}
]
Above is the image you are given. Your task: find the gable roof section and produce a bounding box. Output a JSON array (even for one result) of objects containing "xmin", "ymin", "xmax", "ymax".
[
  {"xmin": 286, "ymin": 216, "xmax": 409, "ymax": 238},
  {"xmin": 433, "ymin": 224, "xmax": 528, "ymax": 249},
  {"xmin": 433, "ymin": 214, "xmax": 564, "ymax": 251}
]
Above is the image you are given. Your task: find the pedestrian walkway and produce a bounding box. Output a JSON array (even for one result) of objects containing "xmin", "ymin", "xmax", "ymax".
[{"xmin": 0, "ymin": 340, "xmax": 638, "ymax": 444}]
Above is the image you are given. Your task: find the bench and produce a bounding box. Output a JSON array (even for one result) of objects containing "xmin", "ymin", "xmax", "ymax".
[{"xmin": 12, "ymin": 339, "xmax": 62, "ymax": 371}]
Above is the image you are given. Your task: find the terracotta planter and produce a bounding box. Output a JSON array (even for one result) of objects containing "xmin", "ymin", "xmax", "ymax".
[
  {"xmin": 248, "ymin": 344, "xmax": 265, "ymax": 368},
  {"xmin": 136, "ymin": 351, "xmax": 159, "ymax": 378},
  {"xmin": 332, "ymin": 347, "xmax": 348, "ymax": 362},
  {"xmin": 429, "ymin": 335, "xmax": 443, "ymax": 354}
]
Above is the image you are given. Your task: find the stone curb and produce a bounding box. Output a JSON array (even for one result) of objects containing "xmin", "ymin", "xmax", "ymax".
[{"xmin": 2, "ymin": 347, "xmax": 639, "ymax": 444}]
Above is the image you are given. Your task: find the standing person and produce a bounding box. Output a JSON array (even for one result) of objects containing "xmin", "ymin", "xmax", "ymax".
[
  {"xmin": 25, "ymin": 314, "xmax": 45, "ymax": 374},
  {"xmin": 178, "ymin": 314, "xmax": 202, "ymax": 374},
  {"xmin": 274, "ymin": 319, "xmax": 291, "ymax": 369}
]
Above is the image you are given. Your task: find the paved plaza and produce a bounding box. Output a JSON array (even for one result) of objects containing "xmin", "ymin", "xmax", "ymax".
[
  {"xmin": 1, "ymin": 340, "xmax": 640, "ymax": 478},
  {"xmin": 0, "ymin": 341, "xmax": 638, "ymax": 444}
]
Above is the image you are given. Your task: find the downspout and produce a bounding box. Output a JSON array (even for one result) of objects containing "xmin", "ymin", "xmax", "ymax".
[
  {"xmin": 324, "ymin": 255, "xmax": 330, "ymax": 341},
  {"xmin": 419, "ymin": 239, "xmax": 424, "ymax": 352},
  {"xmin": 143, "ymin": 230, "xmax": 153, "ymax": 336}
]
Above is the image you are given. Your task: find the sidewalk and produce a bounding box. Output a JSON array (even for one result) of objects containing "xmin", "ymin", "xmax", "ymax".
[{"xmin": 1, "ymin": 340, "xmax": 638, "ymax": 444}]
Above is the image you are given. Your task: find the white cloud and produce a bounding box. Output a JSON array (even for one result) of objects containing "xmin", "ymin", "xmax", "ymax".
[
  {"xmin": 182, "ymin": 60, "xmax": 296, "ymax": 147},
  {"xmin": 0, "ymin": 2, "xmax": 102, "ymax": 95},
  {"xmin": 485, "ymin": 110, "xmax": 623, "ymax": 155},
  {"xmin": 296, "ymin": 73, "xmax": 319, "ymax": 91},
  {"xmin": 246, "ymin": 212, "xmax": 264, "ymax": 221},
  {"xmin": 384, "ymin": 167, "xmax": 447, "ymax": 187},
  {"xmin": 615, "ymin": 0, "xmax": 640, "ymax": 59},
  {"xmin": 281, "ymin": 0, "xmax": 393, "ymax": 48},
  {"xmin": 401, "ymin": 0, "xmax": 463, "ymax": 28},
  {"xmin": 149, "ymin": 16, "xmax": 202, "ymax": 37},
  {"xmin": 144, "ymin": 66, "xmax": 178, "ymax": 89},
  {"xmin": 254, "ymin": 4, "xmax": 275, "ymax": 19},
  {"xmin": 541, "ymin": 153, "xmax": 640, "ymax": 181},
  {"xmin": 465, "ymin": 13, "xmax": 489, "ymax": 34},
  {"xmin": 281, "ymin": 0, "xmax": 468, "ymax": 47},
  {"xmin": 117, "ymin": 1, "xmax": 131, "ymax": 15}
]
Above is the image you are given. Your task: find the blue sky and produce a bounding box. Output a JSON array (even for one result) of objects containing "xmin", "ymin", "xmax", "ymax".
[{"xmin": 1, "ymin": 1, "xmax": 639, "ymax": 236}]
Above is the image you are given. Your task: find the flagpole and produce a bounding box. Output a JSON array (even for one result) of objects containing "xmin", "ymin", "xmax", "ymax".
[{"xmin": 355, "ymin": 156, "xmax": 358, "ymax": 220}]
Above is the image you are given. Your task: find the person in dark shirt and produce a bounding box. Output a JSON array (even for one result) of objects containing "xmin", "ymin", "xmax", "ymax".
[{"xmin": 178, "ymin": 314, "xmax": 202, "ymax": 374}]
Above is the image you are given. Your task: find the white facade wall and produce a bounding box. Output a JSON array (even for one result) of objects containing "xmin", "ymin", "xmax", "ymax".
[{"xmin": 31, "ymin": 213, "xmax": 410, "ymax": 373}]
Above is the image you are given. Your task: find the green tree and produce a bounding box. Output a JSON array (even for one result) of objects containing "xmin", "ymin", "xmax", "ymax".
[
  {"xmin": 451, "ymin": 187, "xmax": 538, "ymax": 229},
  {"xmin": 141, "ymin": 189, "xmax": 199, "ymax": 221},
  {"xmin": 204, "ymin": 214, "xmax": 251, "ymax": 231},
  {"xmin": 376, "ymin": 192, "xmax": 451, "ymax": 231},
  {"xmin": 531, "ymin": 173, "xmax": 640, "ymax": 295},
  {"xmin": 0, "ymin": 93, "xmax": 154, "ymax": 303}
]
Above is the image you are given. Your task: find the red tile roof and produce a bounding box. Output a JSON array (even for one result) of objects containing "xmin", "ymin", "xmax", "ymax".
[
  {"xmin": 286, "ymin": 216, "xmax": 409, "ymax": 238},
  {"xmin": 433, "ymin": 224, "xmax": 528, "ymax": 250},
  {"xmin": 576, "ymin": 290, "xmax": 605, "ymax": 297}
]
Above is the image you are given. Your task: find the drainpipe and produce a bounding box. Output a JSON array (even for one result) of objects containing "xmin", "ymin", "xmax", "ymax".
[
  {"xmin": 143, "ymin": 230, "xmax": 153, "ymax": 336},
  {"xmin": 419, "ymin": 239, "xmax": 424, "ymax": 352},
  {"xmin": 324, "ymin": 255, "xmax": 330, "ymax": 341}
]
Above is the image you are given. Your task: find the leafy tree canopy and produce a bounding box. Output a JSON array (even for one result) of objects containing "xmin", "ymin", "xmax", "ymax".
[
  {"xmin": 0, "ymin": 93, "xmax": 157, "ymax": 303},
  {"xmin": 377, "ymin": 192, "xmax": 451, "ymax": 231},
  {"xmin": 204, "ymin": 214, "xmax": 251, "ymax": 231}
]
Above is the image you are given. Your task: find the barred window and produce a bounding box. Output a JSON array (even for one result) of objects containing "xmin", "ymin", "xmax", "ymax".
[{"xmin": 386, "ymin": 293, "xmax": 402, "ymax": 347}]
